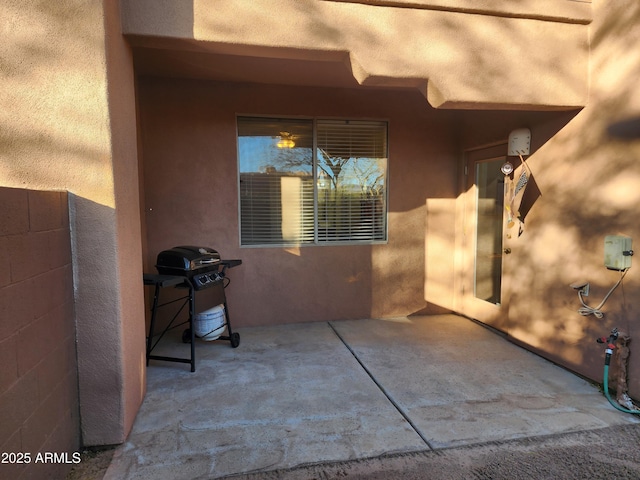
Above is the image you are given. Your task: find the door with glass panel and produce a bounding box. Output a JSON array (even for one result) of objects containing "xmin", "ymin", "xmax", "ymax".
[{"xmin": 461, "ymin": 144, "xmax": 512, "ymax": 331}]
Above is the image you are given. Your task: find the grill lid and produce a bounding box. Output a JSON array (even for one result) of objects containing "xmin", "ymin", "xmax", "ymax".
[{"xmin": 156, "ymin": 246, "xmax": 221, "ymax": 273}]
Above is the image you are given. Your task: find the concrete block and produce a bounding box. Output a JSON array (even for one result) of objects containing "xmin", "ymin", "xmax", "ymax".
[
  {"xmin": 30, "ymin": 267, "xmax": 72, "ymax": 321},
  {"xmin": 0, "ymin": 279, "xmax": 35, "ymax": 339},
  {"xmin": 17, "ymin": 313, "xmax": 54, "ymax": 377},
  {"xmin": 0, "ymin": 187, "xmax": 29, "ymax": 236},
  {"xmin": 47, "ymin": 228, "xmax": 72, "ymax": 270},
  {"xmin": 0, "ymin": 369, "xmax": 39, "ymax": 448},
  {"xmin": 0, "ymin": 334, "xmax": 18, "ymax": 394},
  {"xmin": 6, "ymin": 232, "xmax": 48, "ymax": 283},
  {"xmin": 22, "ymin": 398, "xmax": 54, "ymax": 454},
  {"xmin": 28, "ymin": 190, "xmax": 64, "ymax": 232},
  {"xmin": 0, "ymin": 237, "xmax": 10, "ymax": 288}
]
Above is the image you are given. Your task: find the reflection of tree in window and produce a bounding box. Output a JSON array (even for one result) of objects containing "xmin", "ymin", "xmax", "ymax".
[
  {"xmin": 316, "ymin": 120, "xmax": 387, "ymax": 242},
  {"xmin": 265, "ymin": 137, "xmax": 312, "ymax": 175},
  {"xmin": 237, "ymin": 116, "xmax": 387, "ymax": 246}
]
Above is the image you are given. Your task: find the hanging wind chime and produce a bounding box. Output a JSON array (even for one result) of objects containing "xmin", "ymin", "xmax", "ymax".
[{"xmin": 502, "ymin": 128, "xmax": 532, "ymax": 236}]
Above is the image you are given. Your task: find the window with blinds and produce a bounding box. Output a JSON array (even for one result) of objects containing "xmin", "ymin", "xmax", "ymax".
[{"xmin": 238, "ymin": 116, "xmax": 388, "ymax": 246}]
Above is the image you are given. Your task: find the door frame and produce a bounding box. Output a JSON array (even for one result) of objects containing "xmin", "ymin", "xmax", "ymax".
[{"xmin": 458, "ymin": 143, "xmax": 513, "ymax": 332}]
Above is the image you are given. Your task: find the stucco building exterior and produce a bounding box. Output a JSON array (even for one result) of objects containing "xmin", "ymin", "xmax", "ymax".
[{"xmin": 2, "ymin": 1, "xmax": 640, "ymax": 478}]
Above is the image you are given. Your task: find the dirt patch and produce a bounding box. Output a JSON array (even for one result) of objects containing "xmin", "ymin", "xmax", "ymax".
[
  {"xmin": 225, "ymin": 423, "xmax": 640, "ymax": 480},
  {"xmin": 68, "ymin": 424, "xmax": 640, "ymax": 479},
  {"xmin": 65, "ymin": 446, "xmax": 116, "ymax": 480}
]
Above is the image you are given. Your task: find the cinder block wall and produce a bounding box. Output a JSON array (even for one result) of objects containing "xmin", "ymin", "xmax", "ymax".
[{"xmin": 0, "ymin": 187, "xmax": 80, "ymax": 480}]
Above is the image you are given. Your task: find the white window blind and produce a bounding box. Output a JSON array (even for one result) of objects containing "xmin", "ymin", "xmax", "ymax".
[
  {"xmin": 238, "ymin": 117, "xmax": 387, "ymax": 246},
  {"xmin": 316, "ymin": 120, "xmax": 387, "ymax": 242}
]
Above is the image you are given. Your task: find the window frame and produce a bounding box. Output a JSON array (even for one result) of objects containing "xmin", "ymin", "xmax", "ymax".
[{"xmin": 236, "ymin": 115, "xmax": 389, "ymax": 248}]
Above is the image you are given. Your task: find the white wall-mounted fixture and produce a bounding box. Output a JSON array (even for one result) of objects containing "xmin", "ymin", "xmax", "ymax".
[
  {"xmin": 570, "ymin": 281, "xmax": 590, "ymax": 297},
  {"xmin": 508, "ymin": 128, "xmax": 531, "ymax": 156},
  {"xmin": 500, "ymin": 162, "xmax": 514, "ymax": 175},
  {"xmin": 604, "ymin": 235, "xmax": 633, "ymax": 271}
]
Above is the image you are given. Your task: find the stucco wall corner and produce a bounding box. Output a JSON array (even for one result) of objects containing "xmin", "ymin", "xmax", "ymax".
[
  {"xmin": 426, "ymin": 70, "xmax": 588, "ymax": 111},
  {"xmin": 120, "ymin": 0, "xmax": 195, "ymax": 39},
  {"xmin": 426, "ymin": 80, "xmax": 448, "ymax": 109}
]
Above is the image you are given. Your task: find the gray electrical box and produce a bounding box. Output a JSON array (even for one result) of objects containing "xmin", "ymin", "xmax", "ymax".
[{"xmin": 604, "ymin": 235, "xmax": 632, "ymax": 271}]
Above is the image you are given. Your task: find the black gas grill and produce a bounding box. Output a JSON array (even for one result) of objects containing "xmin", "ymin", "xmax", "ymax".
[
  {"xmin": 143, "ymin": 246, "xmax": 242, "ymax": 372},
  {"xmin": 156, "ymin": 246, "xmax": 224, "ymax": 290}
]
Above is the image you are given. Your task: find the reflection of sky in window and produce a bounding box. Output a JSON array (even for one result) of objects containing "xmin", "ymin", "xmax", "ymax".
[
  {"xmin": 239, "ymin": 136, "xmax": 386, "ymax": 189},
  {"xmin": 238, "ymin": 137, "xmax": 276, "ymax": 173},
  {"xmin": 239, "ymin": 136, "xmax": 313, "ymax": 174}
]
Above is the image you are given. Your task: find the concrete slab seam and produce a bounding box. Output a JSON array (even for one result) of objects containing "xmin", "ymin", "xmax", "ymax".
[{"xmin": 326, "ymin": 321, "xmax": 435, "ymax": 450}]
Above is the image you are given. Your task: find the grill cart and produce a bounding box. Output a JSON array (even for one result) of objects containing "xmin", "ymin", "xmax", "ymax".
[{"xmin": 143, "ymin": 246, "xmax": 242, "ymax": 372}]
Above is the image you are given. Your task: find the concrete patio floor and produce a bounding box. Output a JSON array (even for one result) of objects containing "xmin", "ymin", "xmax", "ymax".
[{"xmin": 104, "ymin": 314, "xmax": 640, "ymax": 479}]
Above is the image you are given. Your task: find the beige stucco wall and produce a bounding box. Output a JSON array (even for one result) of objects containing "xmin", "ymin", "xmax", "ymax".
[
  {"xmin": 454, "ymin": 1, "xmax": 640, "ymax": 398},
  {"xmin": 8, "ymin": 0, "xmax": 638, "ymax": 455},
  {"xmin": 1, "ymin": 1, "xmax": 145, "ymax": 446},
  {"xmin": 133, "ymin": 0, "xmax": 640, "ymax": 401},
  {"xmin": 122, "ymin": 0, "xmax": 590, "ymax": 110},
  {"xmin": 526, "ymin": 0, "xmax": 640, "ymax": 396},
  {"xmin": 138, "ymin": 80, "xmax": 458, "ymax": 325},
  {"xmin": 104, "ymin": 0, "xmax": 147, "ymax": 444}
]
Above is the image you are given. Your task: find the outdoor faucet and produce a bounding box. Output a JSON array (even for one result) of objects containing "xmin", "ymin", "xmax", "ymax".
[{"xmin": 596, "ymin": 327, "xmax": 619, "ymax": 354}]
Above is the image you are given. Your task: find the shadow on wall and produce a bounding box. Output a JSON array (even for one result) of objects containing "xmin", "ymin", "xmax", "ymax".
[
  {"xmin": 0, "ymin": 187, "xmax": 80, "ymax": 480},
  {"xmin": 444, "ymin": 8, "xmax": 640, "ymax": 395},
  {"xmin": 68, "ymin": 194, "xmax": 140, "ymax": 446},
  {"xmin": 186, "ymin": 0, "xmax": 587, "ymax": 108},
  {"xmin": 422, "ymin": 99, "xmax": 640, "ymax": 396},
  {"xmin": 424, "ymin": 110, "xmax": 581, "ymax": 319},
  {"xmin": 507, "ymin": 81, "xmax": 640, "ymax": 377}
]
